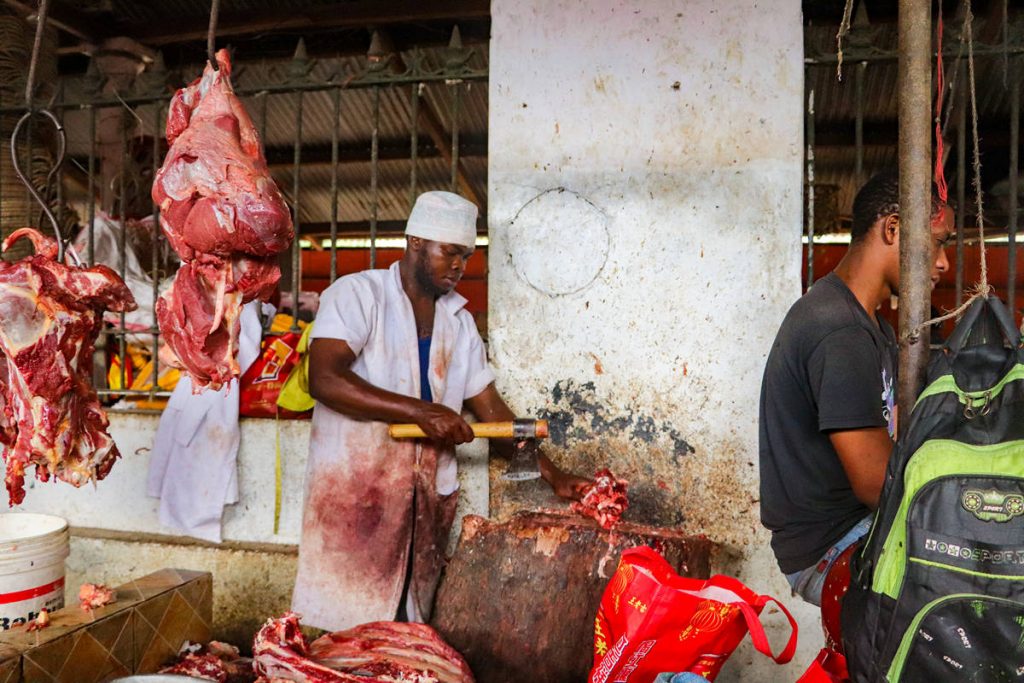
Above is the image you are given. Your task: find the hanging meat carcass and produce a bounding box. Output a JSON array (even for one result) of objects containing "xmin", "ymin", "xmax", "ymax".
[
  {"xmin": 152, "ymin": 48, "xmax": 293, "ymax": 391},
  {"xmin": 0, "ymin": 229, "xmax": 137, "ymax": 505},
  {"xmin": 253, "ymin": 612, "xmax": 475, "ymax": 683}
]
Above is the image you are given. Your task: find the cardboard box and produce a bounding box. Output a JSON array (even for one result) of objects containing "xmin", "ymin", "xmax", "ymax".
[{"xmin": 0, "ymin": 569, "xmax": 212, "ymax": 683}]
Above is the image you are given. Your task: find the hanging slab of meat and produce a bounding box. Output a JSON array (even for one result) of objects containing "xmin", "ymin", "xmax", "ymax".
[
  {"xmin": 253, "ymin": 612, "xmax": 474, "ymax": 683},
  {"xmin": 571, "ymin": 468, "xmax": 629, "ymax": 529},
  {"xmin": 152, "ymin": 48, "xmax": 293, "ymax": 391},
  {"xmin": 0, "ymin": 229, "xmax": 137, "ymax": 505}
]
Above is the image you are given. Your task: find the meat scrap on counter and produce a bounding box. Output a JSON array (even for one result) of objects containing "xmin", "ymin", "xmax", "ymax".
[
  {"xmin": 25, "ymin": 609, "xmax": 49, "ymax": 632},
  {"xmin": 571, "ymin": 468, "xmax": 629, "ymax": 529},
  {"xmin": 0, "ymin": 229, "xmax": 137, "ymax": 505},
  {"xmin": 152, "ymin": 48, "xmax": 293, "ymax": 391},
  {"xmin": 79, "ymin": 583, "xmax": 116, "ymax": 611},
  {"xmin": 253, "ymin": 612, "xmax": 475, "ymax": 683},
  {"xmin": 161, "ymin": 641, "xmax": 255, "ymax": 683}
]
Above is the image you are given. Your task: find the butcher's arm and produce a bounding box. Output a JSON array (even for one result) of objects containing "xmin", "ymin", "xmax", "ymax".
[
  {"xmin": 464, "ymin": 384, "xmax": 592, "ymax": 500},
  {"xmin": 308, "ymin": 338, "xmax": 474, "ymax": 444},
  {"xmin": 830, "ymin": 426, "xmax": 894, "ymax": 510}
]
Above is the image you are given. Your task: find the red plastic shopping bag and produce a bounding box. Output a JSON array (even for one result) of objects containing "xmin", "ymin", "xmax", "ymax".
[
  {"xmin": 796, "ymin": 647, "xmax": 849, "ymax": 682},
  {"xmin": 589, "ymin": 546, "xmax": 798, "ymax": 682}
]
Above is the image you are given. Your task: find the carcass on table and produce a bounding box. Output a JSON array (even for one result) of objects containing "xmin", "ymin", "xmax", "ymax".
[
  {"xmin": 152, "ymin": 48, "xmax": 293, "ymax": 391},
  {"xmin": 161, "ymin": 641, "xmax": 255, "ymax": 683},
  {"xmin": 253, "ymin": 612, "xmax": 474, "ymax": 683},
  {"xmin": 0, "ymin": 229, "xmax": 137, "ymax": 505}
]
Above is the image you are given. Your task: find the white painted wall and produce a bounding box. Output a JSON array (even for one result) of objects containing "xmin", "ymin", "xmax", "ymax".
[
  {"xmin": 487, "ymin": 1, "xmax": 815, "ymax": 679},
  {"xmin": 15, "ymin": 414, "xmax": 488, "ymax": 546}
]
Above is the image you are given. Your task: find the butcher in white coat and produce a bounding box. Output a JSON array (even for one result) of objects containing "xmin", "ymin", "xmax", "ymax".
[{"xmin": 291, "ymin": 191, "xmax": 588, "ymax": 630}]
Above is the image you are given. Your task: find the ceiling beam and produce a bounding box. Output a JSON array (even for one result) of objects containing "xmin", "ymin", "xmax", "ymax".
[
  {"xmin": 66, "ymin": 136, "xmax": 486, "ymax": 175},
  {"xmin": 262, "ymin": 136, "xmax": 487, "ymax": 168},
  {"xmin": 126, "ymin": 0, "xmax": 489, "ymax": 47},
  {"xmin": 1, "ymin": 0, "xmax": 104, "ymax": 43},
  {"xmin": 297, "ymin": 217, "xmax": 486, "ymax": 237},
  {"xmin": 813, "ymin": 119, "xmax": 1024, "ymax": 148}
]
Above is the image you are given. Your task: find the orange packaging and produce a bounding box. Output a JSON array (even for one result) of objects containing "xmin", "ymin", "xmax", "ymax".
[{"xmin": 239, "ymin": 331, "xmax": 309, "ymax": 419}]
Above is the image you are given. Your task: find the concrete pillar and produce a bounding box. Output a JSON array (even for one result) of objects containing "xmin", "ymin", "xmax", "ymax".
[{"xmin": 487, "ymin": 1, "xmax": 815, "ymax": 678}]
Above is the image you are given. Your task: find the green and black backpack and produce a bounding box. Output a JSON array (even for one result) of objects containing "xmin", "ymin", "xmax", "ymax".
[{"xmin": 843, "ymin": 296, "xmax": 1024, "ymax": 682}]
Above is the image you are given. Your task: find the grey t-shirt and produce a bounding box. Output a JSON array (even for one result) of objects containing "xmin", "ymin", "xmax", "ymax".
[{"xmin": 759, "ymin": 272, "xmax": 897, "ymax": 574}]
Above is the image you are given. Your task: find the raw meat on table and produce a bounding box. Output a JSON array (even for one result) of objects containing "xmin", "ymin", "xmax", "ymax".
[
  {"xmin": 0, "ymin": 229, "xmax": 136, "ymax": 505},
  {"xmin": 152, "ymin": 48, "xmax": 293, "ymax": 391},
  {"xmin": 253, "ymin": 612, "xmax": 474, "ymax": 683},
  {"xmin": 571, "ymin": 468, "xmax": 629, "ymax": 529},
  {"xmin": 79, "ymin": 582, "xmax": 116, "ymax": 611},
  {"xmin": 161, "ymin": 641, "xmax": 255, "ymax": 683},
  {"xmin": 162, "ymin": 653, "xmax": 228, "ymax": 682}
]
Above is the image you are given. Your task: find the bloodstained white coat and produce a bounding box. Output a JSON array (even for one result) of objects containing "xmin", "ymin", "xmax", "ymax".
[{"xmin": 292, "ymin": 261, "xmax": 494, "ymax": 630}]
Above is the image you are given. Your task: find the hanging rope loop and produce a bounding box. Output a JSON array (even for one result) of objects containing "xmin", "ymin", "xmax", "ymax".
[{"xmin": 910, "ymin": 0, "xmax": 990, "ymax": 342}]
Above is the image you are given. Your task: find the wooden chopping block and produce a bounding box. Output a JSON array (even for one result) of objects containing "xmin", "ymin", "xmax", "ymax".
[{"xmin": 430, "ymin": 511, "xmax": 715, "ymax": 683}]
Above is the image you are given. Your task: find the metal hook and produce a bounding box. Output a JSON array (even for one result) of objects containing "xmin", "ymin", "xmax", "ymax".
[
  {"xmin": 208, "ymin": 0, "xmax": 221, "ymax": 70},
  {"xmin": 9, "ymin": 110, "xmax": 81, "ymax": 267}
]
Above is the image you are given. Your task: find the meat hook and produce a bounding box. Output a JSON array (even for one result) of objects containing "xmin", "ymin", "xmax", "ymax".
[
  {"xmin": 8, "ymin": 0, "xmax": 82, "ymax": 267},
  {"xmin": 9, "ymin": 111, "xmax": 80, "ymax": 266},
  {"xmin": 208, "ymin": 0, "xmax": 221, "ymax": 70}
]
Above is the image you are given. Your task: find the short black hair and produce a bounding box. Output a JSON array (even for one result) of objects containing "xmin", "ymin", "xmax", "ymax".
[{"xmin": 850, "ymin": 169, "xmax": 946, "ymax": 242}]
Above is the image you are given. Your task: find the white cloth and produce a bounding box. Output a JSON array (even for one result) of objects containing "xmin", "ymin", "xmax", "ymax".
[
  {"xmin": 146, "ymin": 301, "xmax": 266, "ymax": 542},
  {"xmin": 405, "ymin": 191, "xmax": 478, "ymax": 247},
  {"xmin": 73, "ymin": 213, "xmax": 175, "ymax": 347},
  {"xmin": 291, "ymin": 261, "xmax": 494, "ymax": 630}
]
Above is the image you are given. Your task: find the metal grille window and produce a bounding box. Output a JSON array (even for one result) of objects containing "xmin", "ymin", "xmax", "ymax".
[
  {"xmin": 0, "ymin": 29, "xmax": 488, "ymax": 409},
  {"xmin": 803, "ymin": 6, "xmax": 1023, "ymax": 335}
]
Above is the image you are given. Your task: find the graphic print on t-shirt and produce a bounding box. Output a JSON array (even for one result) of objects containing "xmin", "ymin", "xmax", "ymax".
[{"xmin": 881, "ymin": 367, "xmax": 896, "ymax": 439}]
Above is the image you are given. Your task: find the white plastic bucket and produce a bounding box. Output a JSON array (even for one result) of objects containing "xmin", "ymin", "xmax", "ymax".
[{"xmin": 0, "ymin": 513, "xmax": 70, "ymax": 630}]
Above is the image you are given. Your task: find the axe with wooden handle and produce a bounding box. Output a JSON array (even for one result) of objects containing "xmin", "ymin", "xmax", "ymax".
[{"xmin": 388, "ymin": 419, "xmax": 548, "ymax": 481}]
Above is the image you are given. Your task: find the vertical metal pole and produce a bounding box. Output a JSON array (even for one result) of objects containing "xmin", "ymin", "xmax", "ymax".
[
  {"xmin": 369, "ymin": 85, "xmax": 380, "ymax": 268},
  {"xmin": 855, "ymin": 62, "xmax": 865, "ymax": 185},
  {"xmin": 956, "ymin": 63, "xmax": 966, "ymax": 307},
  {"xmin": 450, "ymin": 82, "xmax": 461, "ymax": 193},
  {"xmin": 118, "ymin": 112, "xmax": 128, "ymax": 393},
  {"xmin": 290, "ymin": 91, "xmax": 303, "ymax": 332},
  {"xmin": 258, "ymin": 92, "xmax": 268, "ymax": 148},
  {"xmin": 86, "ymin": 105, "xmax": 96, "ymax": 266},
  {"xmin": 55, "ymin": 84, "xmax": 64, "ymax": 232},
  {"xmin": 151, "ymin": 104, "xmax": 163, "ymax": 396},
  {"xmin": 897, "ymin": 0, "xmax": 933, "ymax": 421},
  {"xmin": 1009, "ymin": 58, "xmax": 1019, "ymax": 316},
  {"xmin": 24, "ymin": 112, "xmax": 33, "ymax": 228},
  {"xmin": 806, "ymin": 85, "xmax": 816, "ymax": 287},
  {"xmin": 329, "ymin": 87, "xmax": 340, "ymax": 283},
  {"xmin": 409, "ymin": 82, "xmax": 419, "ymax": 211}
]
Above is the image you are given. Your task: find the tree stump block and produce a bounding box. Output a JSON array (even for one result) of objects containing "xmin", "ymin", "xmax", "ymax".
[{"xmin": 431, "ymin": 511, "xmax": 715, "ymax": 683}]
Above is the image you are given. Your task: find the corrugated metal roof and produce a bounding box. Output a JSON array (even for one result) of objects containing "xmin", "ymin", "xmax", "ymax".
[{"xmin": 805, "ymin": 14, "xmax": 1024, "ymax": 233}]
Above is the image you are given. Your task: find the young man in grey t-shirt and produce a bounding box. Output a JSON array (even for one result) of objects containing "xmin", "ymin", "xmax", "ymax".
[{"xmin": 759, "ymin": 170, "xmax": 953, "ymax": 605}]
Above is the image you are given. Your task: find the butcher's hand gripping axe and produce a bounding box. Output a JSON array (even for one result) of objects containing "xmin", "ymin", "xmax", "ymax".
[{"xmin": 388, "ymin": 419, "xmax": 549, "ymax": 481}]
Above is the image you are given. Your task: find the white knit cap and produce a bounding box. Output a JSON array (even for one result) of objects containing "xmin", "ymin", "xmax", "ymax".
[{"xmin": 405, "ymin": 191, "xmax": 478, "ymax": 248}]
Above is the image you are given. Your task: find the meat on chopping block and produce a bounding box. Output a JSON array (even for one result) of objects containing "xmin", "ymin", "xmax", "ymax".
[
  {"xmin": 571, "ymin": 468, "xmax": 629, "ymax": 529},
  {"xmin": 430, "ymin": 511, "xmax": 715, "ymax": 683},
  {"xmin": 152, "ymin": 48, "xmax": 293, "ymax": 391},
  {"xmin": 253, "ymin": 612, "xmax": 474, "ymax": 683},
  {"xmin": 0, "ymin": 229, "xmax": 137, "ymax": 504}
]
